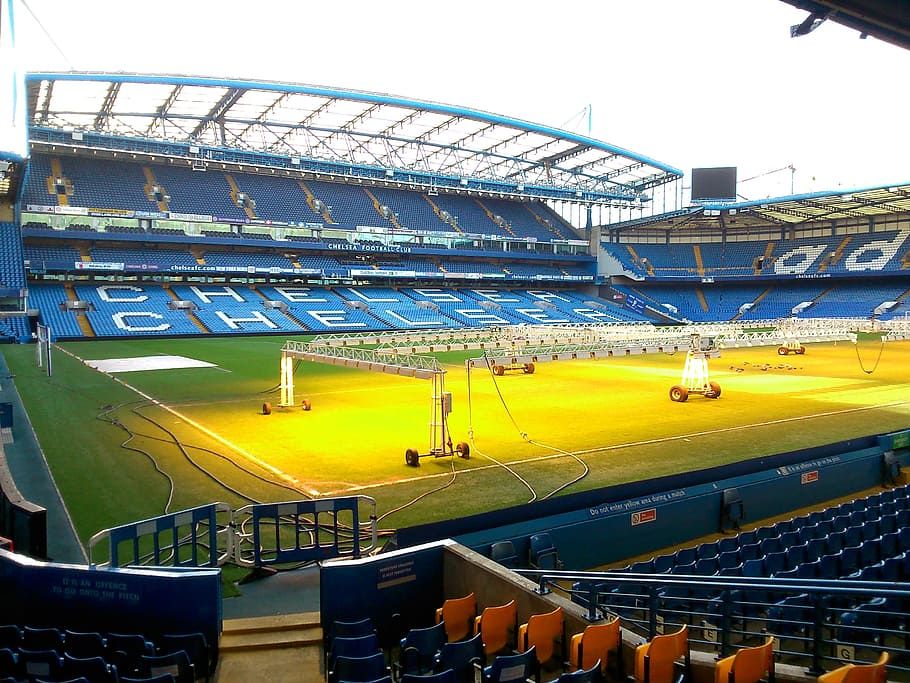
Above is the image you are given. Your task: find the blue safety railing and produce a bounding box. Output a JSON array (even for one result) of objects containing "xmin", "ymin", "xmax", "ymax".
[
  {"xmin": 88, "ymin": 502, "xmax": 233, "ymax": 568},
  {"xmin": 523, "ymin": 570, "xmax": 910, "ymax": 676},
  {"xmin": 235, "ymin": 496, "xmax": 377, "ymax": 567},
  {"xmin": 88, "ymin": 496, "xmax": 377, "ymax": 569}
]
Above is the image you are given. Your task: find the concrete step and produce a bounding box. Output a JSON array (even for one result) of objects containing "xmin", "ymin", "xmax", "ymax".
[
  {"xmin": 222, "ymin": 611, "xmax": 320, "ymax": 635},
  {"xmin": 215, "ymin": 643, "xmax": 322, "ymax": 683},
  {"xmin": 220, "ymin": 626, "xmax": 322, "ymax": 652}
]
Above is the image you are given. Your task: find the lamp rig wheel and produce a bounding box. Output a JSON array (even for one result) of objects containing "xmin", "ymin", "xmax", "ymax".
[
  {"xmin": 301, "ymin": 399, "xmax": 311, "ymax": 411},
  {"xmin": 778, "ymin": 346, "xmax": 789, "ymax": 356},
  {"xmin": 455, "ymin": 442, "xmax": 471, "ymax": 459},
  {"xmin": 405, "ymin": 448, "xmax": 420, "ymax": 467},
  {"xmin": 707, "ymin": 381, "xmax": 722, "ymax": 399},
  {"xmin": 669, "ymin": 385, "xmax": 689, "ymax": 402}
]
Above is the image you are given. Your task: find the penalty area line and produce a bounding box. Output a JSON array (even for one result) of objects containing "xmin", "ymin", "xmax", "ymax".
[
  {"xmin": 55, "ymin": 345, "xmax": 320, "ymax": 497},
  {"xmin": 323, "ymin": 398, "xmax": 910, "ymax": 495}
]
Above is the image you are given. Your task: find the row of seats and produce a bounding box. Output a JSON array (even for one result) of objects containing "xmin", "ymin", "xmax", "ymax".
[
  {"xmin": 612, "ymin": 279, "xmax": 910, "ymax": 322},
  {"xmin": 28, "ymin": 284, "xmax": 644, "ymax": 339},
  {"xmin": 0, "ymin": 624, "xmax": 213, "ymax": 683},
  {"xmin": 608, "ymin": 230, "xmax": 910, "ymax": 279},
  {"xmin": 23, "ymin": 154, "xmax": 580, "ymax": 243}
]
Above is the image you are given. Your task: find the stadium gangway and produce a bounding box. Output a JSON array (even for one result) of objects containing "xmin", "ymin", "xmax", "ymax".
[
  {"xmin": 87, "ymin": 496, "xmax": 378, "ymax": 570},
  {"xmin": 520, "ymin": 569, "xmax": 910, "ymax": 676}
]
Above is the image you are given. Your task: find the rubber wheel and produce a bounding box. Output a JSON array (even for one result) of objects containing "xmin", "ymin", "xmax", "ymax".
[
  {"xmin": 797, "ymin": 347, "xmax": 806, "ymax": 355},
  {"xmin": 405, "ymin": 448, "xmax": 420, "ymax": 467},
  {"xmin": 455, "ymin": 442, "xmax": 471, "ymax": 459},
  {"xmin": 709, "ymin": 381, "xmax": 722, "ymax": 398},
  {"xmin": 523, "ymin": 363, "xmax": 535, "ymax": 374},
  {"xmin": 262, "ymin": 402, "xmax": 272, "ymax": 415},
  {"xmin": 669, "ymin": 385, "xmax": 688, "ymax": 402},
  {"xmin": 778, "ymin": 346, "xmax": 789, "ymax": 356},
  {"xmin": 493, "ymin": 365, "xmax": 505, "ymax": 376},
  {"xmin": 301, "ymin": 399, "xmax": 311, "ymax": 411}
]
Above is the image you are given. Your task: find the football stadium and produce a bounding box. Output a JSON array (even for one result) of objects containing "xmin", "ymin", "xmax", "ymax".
[{"xmin": 1, "ymin": 1, "xmax": 910, "ymax": 682}]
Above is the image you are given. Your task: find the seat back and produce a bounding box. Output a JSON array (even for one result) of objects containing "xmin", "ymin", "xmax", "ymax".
[
  {"xmin": 331, "ymin": 617, "xmax": 375, "ymax": 640},
  {"xmin": 399, "ymin": 621, "xmax": 447, "ymax": 675},
  {"xmin": 556, "ymin": 660, "xmax": 601, "ymax": 683},
  {"xmin": 402, "ymin": 669, "xmax": 457, "ymax": 683},
  {"xmin": 158, "ymin": 632, "xmax": 213, "ymax": 681},
  {"xmin": 715, "ymin": 636, "xmax": 774, "ymax": 683},
  {"xmin": 485, "ymin": 647, "xmax": 537, "ymax": 683},
  {"xmin": 62, "ymin": 653, "xmax": 111, "ymax": 682},
  {"xmin": 519, "ymin": 607, "xmax": 563, "ymax": 666},
  {"xmin": 330, "ymin": 634, "xmax": 380, "ymax": 668},
  {"xmin": 63, "ymin": 630, "xmax": 107, "ymax": 659},
  {"xmin": 818, "ymin": 652, "xmax": 888, "ymax": 683},
  {"xmin": 331, "ymin": 651, "xmax": 389, "ymax": 683},
  {"xmin": 491, "ymin": 541, "xmax": 520, "ymax": 568},
  {"xmin": 635, "ymin": 625, "xmax": 689, "ymax": 683},
  {"xmin": 474, "ymin": 600, "xmax": 517, "ymax": 656},
  {"xmin": 140, "ymin": 651, "xmax": 194, "ymax": 683},
  {"xmin": 436, "ymin": 632, "xmax": 483, "ymax": 683},
  {"xmin": 569, "ymin": 618, "xmax": 620, "ymax": 674},
  {"xmin": 436, "ymin": 593, "xmax": 477, "ymax": 642},
  {"xmin": 529, "ymin": 533, "xmax": 560, "ymax": 569}
]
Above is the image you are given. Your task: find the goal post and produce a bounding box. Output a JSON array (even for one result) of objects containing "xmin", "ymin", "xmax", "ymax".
[{"xmin": 35, "ymin": 323, "xmax": 52, "ymax": 377}]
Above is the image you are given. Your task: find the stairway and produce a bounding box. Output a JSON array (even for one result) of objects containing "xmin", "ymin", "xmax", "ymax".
[
  {"xmin": 298, "ymin": 181, "xmax": 335, "ymax": 223},
  {"xmin": 730, "ymin": 287, "xmax": 773, "ymax": 321},
  {"xmin": 225, "ymin": 174, "xmax": 257, "ymax": 220},
  {"xmin": 363, "ymin": 188, "xmax": 403, "ymax": 230},
  {"xmin": 64, "ymin": 283, "xmax": 95, "ymax": 337},
  {"xmin": 695, "ymin": 287, "xmax": 709, "ymax": 313},
  {"xmin": 422, "ymin": 195, "xmax": 463, "ymax": 233},
  {"xmin": 755, "ymin": 242, "xmax": 776, "ymax": 275},
  {"xmin": 142, "ymin": 167, "xmax": 170, "ymax": 212},
  {"xmin": 47, "ymin": 158, "xmax": 73, "ymax": 206},
  {"xmin": 693, "ymin": 245, "xmax": 705, "ymax": 277},
  {"xmin": 524, "ymin": 205, "xmax": 567, "ymax": 239},
  {"xmin": 818, "ymin": 236, "xmax": 852, "ymax": 273},
  {"xmin": 163, "ymin": 283, "xmax": 209, "ymax": 333},
  {"xmin": 215, "ymin": 612, "xmax": 322, "ymax": 683},
  {"xmin": 475, "ymin": 200, "xmax": 517, "ymax": 237}
]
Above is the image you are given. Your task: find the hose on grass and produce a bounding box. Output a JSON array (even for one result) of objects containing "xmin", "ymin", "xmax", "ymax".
[{"xmin": 853, "ymin": 337, "xmax": 885, "ymax": 375}]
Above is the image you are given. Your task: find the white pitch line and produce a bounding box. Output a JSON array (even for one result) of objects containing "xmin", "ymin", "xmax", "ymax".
[
  {"xmin": 321, "ymin": 397, "xmax": 910, "ymax": 495},
  {"xmin": 55, "ymin": 345, "xmax": 319, "ymax": 496}
]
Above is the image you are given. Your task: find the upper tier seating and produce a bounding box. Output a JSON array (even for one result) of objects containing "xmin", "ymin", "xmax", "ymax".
[{"xmin": 0, "ymin": 223, "xmax": 27, "ymax": 290}]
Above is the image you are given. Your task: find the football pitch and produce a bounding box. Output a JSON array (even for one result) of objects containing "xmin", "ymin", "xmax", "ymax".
[{"xmin": 5, "ymin": 334, "xmax": 910, "ymax": 545}]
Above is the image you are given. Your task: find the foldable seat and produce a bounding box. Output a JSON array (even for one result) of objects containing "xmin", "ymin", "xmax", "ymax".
[
  {"xmin": 398, "ymin": 622, "xmax": 447, "ymax": 676},
  {"xmin": 329, "ymin": 651, "xmax": 391, "ymax": 683},
  {"xmin": 329, "ymin": 634, "xmax": 381, "ymax": 670},
  {"xmin": 634, "ymin": 625, "xmax": 690, "ymax": 683},
  {"xmin": 529, "ymin": 533, "xmax": 562, "ymax": 570},
  {"xmin": 736, "ymin": 531, "xmax": 757, "ymax": 547},
  {"xmin": 694, "ymin": 557, "xmax": 719, "ymax": 576},
  {"xmin": 436, "ymin": 593, "xmax": 477, "ymax": 643},
  {"xmin": 139, "ymin": 651, "xmax": 195, "ymax": 683},
  {"xmin": 0, "ymin": 628, "xmax": 19, "ymax": 651},
  {"xmin": 839, "ymin": 547, "xmax": 862, "ymax": 577},
  {"xmin": 120, "ymin": 674, "xmax": 178, "ymax": 683},
  {"xmin": 861, "ymin": 522, "xmax": 880, "ymax": 543},
  {"xmin": 739, "ymin": 544, "xmax": 761, "ymax": 562},
  {"xmin": 474, "ymin": 601, "xmax": 517, "ymax": 656},
  {"xmin": 718, "ymin": 552, "xmax": 740, "ymax": 573},
  {"xmin": 17, "ymin": 648, "xmax": 63, "ymax": 682},
  {"xmin": 763, "ymin": 552, "xmax": 786, "ymax": 576},
  {"xmin": 741, "ymin": 559, "xmax": 764, "ymax": 578},
  {"xmin": 544, "ymin": 660, "xmax": 600, "ymax": 683},
  {"xmin": 815, "ymin": 520, "xmax": 834, "ymax": 537},
  {"xmin": 767, "ymin": 595, "xmax": 811, "ymax": 637},
  {"xmin": 831, "ymin": 516, "xmax": 850, "ymax": 533},
  {"xmin": 652, "ymin": 555, "xmax": 674, "ymax": 574},
  {"xmin": 778, "ymin": 531, "xmax": 800, "ymax": 549},
  {"xmin": 434, "ymin": 633, "xmax": 483, "ymax": 683},
  {"xmin": 64, "ymin": 630, "xmax": 107, "ymax": 659},
  {"xmin": 826, "ymin": 534, "xmax": 844, "ymax": 555},
  {"xmin": 569, "ymin": 617, "xmax": 621, "ymax": 679},
  {"xmin": 518, "ymin": 607, "xmax": 563, "ymax": 669},
  {"xmin": 760, "ymin": 538, "xmax": 781, "ymax": 556},
  {"xmin": 696, "ymin": 543, "xmax": 719, "ymax": 560},
  {"xmin": 843, "ymin": 526, "xmax": 863, "ymax": 549},
  {"xmin": 482, "ymin": 647, "xmax": 538, "ymax": 683},
  {"xmin": 785, "ymin": 544, "xmax": 807, "ymax": 569},
  {"xmin": 62, "ymin": 653, "xmax": 118, "ymax": 683},
  {"xmin": 330, "ymin": 617, "xmax": 375, "ymax": 641},
  {"xmin": 878, "ymin": 514, "xmax": 897, "ymax": 535},
  {"xmin": 490, "ymin": 541, "xmax": 520, "ymax": 569},
  {"xmin": 402, "ymin": 670, "xmax": 456, "ymax": 683},
  {"xmin": 0, "ymin": 649, "xmax": 16, "ymax": 679},
  {"xmin": 157, "ymin": 632, "xmax": 213, "ymax": 682},
  {"xmin": 630, "ymin": 560, "xmax": 654, "ymax": 574},
  {"xmin": 22, "ymin": 626, "xmax": 64, "ymax": 652},
  {"xmin": 717, "ymin": 538, "xmax": 738, "ymax": 555},
  {"xmin": 714, "ymin": 636, "xmax": 774, "ymax": 683},
  {"xmin": 755, "ymin": 527, "xmax": 778, "ymax": 542},
  {"xmin": 837, "ymin": 600, "xmax": 888, "ymax": 645},
  {"xmin": 818, "ymin": 554, "xmax": 840, "ymax": 579},
  {"xmin": 899, "ymin": 526, "xmax": 910, "ymax": 552},
  {"xmin": 674, "ymin": 548, "xmax": 696, "ymax": 566}
]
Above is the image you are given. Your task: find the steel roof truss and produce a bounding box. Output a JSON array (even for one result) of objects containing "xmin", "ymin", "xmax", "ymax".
[{"xmin": 93, "ymin": 82, "xmax": 121, "ymax": 132}]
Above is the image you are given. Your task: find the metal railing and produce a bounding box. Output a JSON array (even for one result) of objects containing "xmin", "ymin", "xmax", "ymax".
[
  {"xmin": 524, "ymin": 570, "xmax": 910, "ymax": 675},
  {"xmin": 88, "ymin": 496, "xmax": 378, "ymax": 570}
]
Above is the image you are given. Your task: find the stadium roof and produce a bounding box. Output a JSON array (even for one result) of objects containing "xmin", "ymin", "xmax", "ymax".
[
  {"xmin": 25, "ymin": 72, "xmax": 683, "ymax": 204},
  {"xmin": 604, "ymin": 181, "xmax": 910, "ymax": 232},
  {"xmin": 780, "ymin": 0, "xmax": 910, "ymax": 50}
]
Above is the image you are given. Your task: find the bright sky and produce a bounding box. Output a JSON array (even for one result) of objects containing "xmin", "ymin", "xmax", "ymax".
[{"xmin": 12, "ymin": 0, "xmax": 910, "ymax": 201}]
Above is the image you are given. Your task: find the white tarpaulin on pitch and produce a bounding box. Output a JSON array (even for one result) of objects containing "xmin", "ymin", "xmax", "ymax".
[{"xmin": 85, "ymin": 355, "xmax": 216, "ymax": 373}]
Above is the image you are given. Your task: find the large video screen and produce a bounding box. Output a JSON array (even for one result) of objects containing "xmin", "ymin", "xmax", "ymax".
[{"xmin": 691, "ymin": 167, "xmax": 737, "ymax": 201}]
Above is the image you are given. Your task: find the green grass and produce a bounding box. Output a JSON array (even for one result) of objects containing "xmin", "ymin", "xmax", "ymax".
[{"xmin": 5, "ymin": 335, "xmax": 910, "ymax": 547}]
